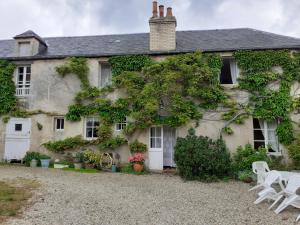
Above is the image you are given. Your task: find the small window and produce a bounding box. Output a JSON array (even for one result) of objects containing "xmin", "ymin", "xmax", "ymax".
[
  {"xmin": 115, "ymin": 117, "xmax": 127, "ymax": 131},
  {"xmin": 19, "ymin": 42, "xmax": 31, "ymax": 56},
  {"xmin": 15, "ymin": 124, "xmax": 22, "ymax": 131},
  {"xmin": 150, "ymin": 127, "xmax": 162, "ymax": 148},
  {"xmin": 220, "ymin": 58, "xmax": 239, "ymax": 84},
  {"xmin": 85, "ymin": 117, "xmax": 99, "ymax": 139},
  {"xmin": 55, "ymin": 118, "xmax": 64, "ymax": 131},
  {"xmin": 253, "ymin": 118, "xmax": 280, "ymax": 155},
  {"xmin": 99, "ymin": 63, "xmax": 112, "ymax": 88}
]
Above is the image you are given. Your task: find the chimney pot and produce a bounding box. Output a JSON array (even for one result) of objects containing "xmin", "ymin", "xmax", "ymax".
[
  {"xmin": 152, "ymin": 1, "xmax": 158, "ymax": 17},
  {"xmin": 159, "ymin": 5, "xmax": 164, "ymax": 17},
  {"xmin": 166, "ymin": 7, "xmax": 173, "ymax": 17}
]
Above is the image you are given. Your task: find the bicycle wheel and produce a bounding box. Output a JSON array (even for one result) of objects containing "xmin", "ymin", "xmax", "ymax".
[{"xmin": 100, "ymin": 152, "xmax": 113, "ymax": 169}]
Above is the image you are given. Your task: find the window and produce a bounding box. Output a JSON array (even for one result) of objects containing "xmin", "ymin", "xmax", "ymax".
[
  {"xmin": 85, "ymin": 117, "xmax": 99, "ymax": 139},
  {"xmin": 19, "ymin": 42, "xmax": 31, "ymax": 56},
  {"xmin": 15, "ymin": 124, "xmax": 22, "ymax": 131},
  {"xmin": 54, "ymin": 118, "xmax": 64, "ymax": 131},
  {"xmin": 220, "ymin": 58, "xmax": 239, "ymax": 84},
  {"xmin": 115, "ymin": 117, "xmax": 127, "ymax": 131},
  {"xmin": 16, "ymin": 65, "xmax": 31, "ymax": 96},
  {"xmin": 150, "ymin": 127, "xmax": 162, "ymax": 148},
  {"xmin": 253, "ymin": 118, "xmax": 280, "ymax": 155},
  {"xmin": 99, "ymin": 63, "xmax": 112, "ymax": 88}
]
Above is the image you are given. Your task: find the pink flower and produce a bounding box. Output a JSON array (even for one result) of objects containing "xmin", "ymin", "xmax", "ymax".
[{"xmin": 128, "ymin": 153, "xmax": 145, "ymax": 164}]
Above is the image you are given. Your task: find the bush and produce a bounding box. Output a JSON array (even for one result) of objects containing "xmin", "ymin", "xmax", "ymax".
[
  {"xmin": 174, "ymin": 128, "xmax": 232, "ymax": 181},
  {"xmin": 129, "ymin": 140, "xmax": 147, "ymax": 153},
  {"xmin": 233, "ymin": 144, "xmax": 270, "ymax": 173},
  {"xmin": 287, "ymin": 134, "xmax": 300, "ymax": 169},
  {"xmin": 23, "ymin": 152, "xmax": 42, "ymax": 166}
]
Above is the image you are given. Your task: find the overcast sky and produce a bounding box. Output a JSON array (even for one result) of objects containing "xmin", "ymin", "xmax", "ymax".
[{"xmin": 0, "ymin": 0, "xmax": 300, "ymax": 40}]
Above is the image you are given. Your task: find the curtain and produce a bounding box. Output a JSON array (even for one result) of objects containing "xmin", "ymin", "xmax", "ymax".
[
  {"xmin": 267, "ymin": 121, "xmax": 279, "ymax": 153},
  {"xmin": 258, "ymin": 120, "xmax": 265, "ymax": 139},
  {"xmin": 230, "ymin": 60, "xmax": 238, "ymax": 84}
]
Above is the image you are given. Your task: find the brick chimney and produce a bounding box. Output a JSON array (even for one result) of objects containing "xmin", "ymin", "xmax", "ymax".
[{"xmin": 149, "ymin": 1, "xmax": 177, "ymax": 51}]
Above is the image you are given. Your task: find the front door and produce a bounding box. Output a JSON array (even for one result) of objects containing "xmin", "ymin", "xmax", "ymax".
[
  {"xmin": 163, "ymin": 126, "xmax": 176, "ymax": 167},
  {"xmin": 149, "ymin": 126, "xmax": 163, "ymax": 170},
  {"xmin": 4, "ymin": 118, "xmax": 31, "ymax": 160}
]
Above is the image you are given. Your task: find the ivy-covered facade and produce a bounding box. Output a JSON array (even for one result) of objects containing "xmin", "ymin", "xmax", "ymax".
[{"xmin": 1, "ymin": 3, "xmax": 300, "ymax": 170}]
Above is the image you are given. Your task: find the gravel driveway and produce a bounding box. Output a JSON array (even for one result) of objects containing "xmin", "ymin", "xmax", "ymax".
[{"xmin": 0, "ymin": 166, "xmax": 298, "ymax": 225}]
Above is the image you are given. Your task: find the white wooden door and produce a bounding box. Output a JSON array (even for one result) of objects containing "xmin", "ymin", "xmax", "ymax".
[
  {"xmin": 4, "ymin": 118, "xmax": 31, "ymax": 160},
  {"xmin": 163, "ymin": 126, "xmax": 176, "ymax": 167},
  {"xmin": 149, "ymin": 126, "xmax": 163, "ymax": 170}
]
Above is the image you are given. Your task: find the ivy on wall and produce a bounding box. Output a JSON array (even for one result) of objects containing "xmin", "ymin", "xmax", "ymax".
[
  {"xmin": 0, "ymin": 60, "xmax": 17, "ymax": 116},
  {"xmin": 234, "ymin": 50, "xmax": 300, "ymax": 145}
]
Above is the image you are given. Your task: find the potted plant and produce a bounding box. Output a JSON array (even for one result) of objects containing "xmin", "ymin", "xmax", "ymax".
[
  {"xmin": 73, "ymin": 152, "xmax": 84, "ymax": 170},
  {"xmin": 40, "ymin": 154, "xmax": 51, "ymax": 168},
  {"xmin": 128, "ymin": 153, "xmax": 145, "ymax": 172}
]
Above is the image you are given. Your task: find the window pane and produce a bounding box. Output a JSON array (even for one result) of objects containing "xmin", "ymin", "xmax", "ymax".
[
  {"xmin": 155, "ymin": 127, "xmax": 161, "ymax": 137},
  {"xmin": 61, "ymin": 119, "xmax": 64, "ymax": 129},
  {"xmin": 253, "ymin": 118, "xmax": 262, "ymax": 129},
  {"xmin": 254, "ymin": 129, "xmax": 264, "ymax": 141},
  {"xmin": 150, "ymin": 127, "xmax": 155, "ymax": 138},
  {"xmin": 26, "ymin": 66, "xmax": 31, "ymax": 74},
  {"xmin": 15, "ymin": 124, "xmax": 22, "ymax": 131},
  {"xmin": 92, "ymin": 128, "xmax": 98, "ymax": 138},
  {"xmin": 156, "ymin": 138, "xmax": 162, "ymax": 148},
  {"xmin": 86, "ymin": 128, "xmax": 93, "ymax": 138},
  {"xmin": 150, "ymin": 138, "xmax": 155, "ymax": 148},
  {"xmin": 100, "ymin": 64, "xmax": 112, "ymax": 87}
]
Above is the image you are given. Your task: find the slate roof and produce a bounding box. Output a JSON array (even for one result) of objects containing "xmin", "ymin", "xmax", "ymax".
[{"xmin": 1, "ymin": 28, "xmax": 300, "ymax": 60}]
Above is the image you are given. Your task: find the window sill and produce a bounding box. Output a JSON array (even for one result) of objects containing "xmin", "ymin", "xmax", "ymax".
[
  {"xmin": 267, "ymin": 152, "xmax": 282, "ymax": 157},
  {"xmin": 220, "ymin": 84, "xmax": 239, "ymax": 89}
]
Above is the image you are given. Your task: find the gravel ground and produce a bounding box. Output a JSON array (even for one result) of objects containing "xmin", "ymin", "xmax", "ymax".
[{"xmin": 0, "ymin": 166, "xmax": 298, "ymax": 225}]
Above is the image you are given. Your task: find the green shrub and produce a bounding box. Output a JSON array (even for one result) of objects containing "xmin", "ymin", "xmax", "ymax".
[
  {"xmin": 174, "ymin": 128, "xmax": 232, "ymax": 181},
  {"xmin": 287, "ymin": 134, "xmax": 300, "ymax": 168},
  {"xmin": 129, "ymin": 140, "xmax": 147, "ymax": 153},
  {"xmin": 43, "ymin": 136, "xmax": 87, "ymax": 153},
  {"xmin": 233, "ymin": 144, "xmax": 270, "ymax": 173},
  {"xmin": 238, "ymin": 170, "xmax": 253, "ymax": 182}
]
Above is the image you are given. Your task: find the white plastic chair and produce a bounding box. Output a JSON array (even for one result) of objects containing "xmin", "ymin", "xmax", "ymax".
[
  {"xmin": 272, "ymin": 175, "xmax": 300, "ymax": 215},
  {"xmin": 249, "ymin": 168, "xmax": 279, "ymax": 192},
  {"xmin": 296, "ymin": 214, "xmax": 300, "ymax": 222},
  {"xmin": 252, "ymin": 161, "xmax": 270, "ymax": 185},
  {"xmin": 253, "ymin": 170, "xmax": 284, "ymax": 204}
]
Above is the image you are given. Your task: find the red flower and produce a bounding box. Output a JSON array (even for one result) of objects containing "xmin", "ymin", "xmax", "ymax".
[{"xmin": 128, "ymin": 153, "xmax": 145, "ymax": 164}]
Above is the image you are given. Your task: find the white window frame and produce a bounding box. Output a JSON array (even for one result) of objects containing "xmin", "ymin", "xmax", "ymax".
[
  {"xmin": 220, "ymin": 58, "xmax": 239, "ymax": 85},
  {"xmin": 84, "ymin": 117, "xmax": 99, "ymax": 140},
  {"xmin": 253, "ymin": 119, "xmax": 281, "ymax": 155},
  {"xmin": 115, "ymin": 117, "xmax": 127, "ymax": 131},
  {"xmin": 54, "ymin": 117, "xmax": 64, "ymax": 131},
  {"xmin": 99, "ymin": 63, "xmax": 112, "ymax": 88},
  {"xmin": 16, "ymin": 65, "xmax": 31, "ymax": 96},
  {"xmin": 149, "ymin": 126, "xmax": 163, "ymax": 150}
]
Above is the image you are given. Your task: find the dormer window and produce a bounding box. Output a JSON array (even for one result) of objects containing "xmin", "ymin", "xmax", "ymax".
[
  {"xmin": 220, "ymin": 58, "xmax": 239, "ymax": 84},
  {"xmin": 18, "ymin": 42, "xmax": 31, "ymax": 56}
]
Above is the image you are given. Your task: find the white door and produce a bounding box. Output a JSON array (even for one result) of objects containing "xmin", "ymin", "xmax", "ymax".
[
  {"xmin": 4, "ymin": 118, "xmax": 31, "ymax": 160},
  {"xmin": 163, "ymin": 126, "xmax": 176, "ymax": 167},
  {"xmin": 149, "ymin": 126, "xmax": 163, "ymax": 170}
]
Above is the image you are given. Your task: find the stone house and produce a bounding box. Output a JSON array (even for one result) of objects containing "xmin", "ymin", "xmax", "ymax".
[{"xmin": 1, "ymin": 2, "xmax": 300, "ymax": 170}]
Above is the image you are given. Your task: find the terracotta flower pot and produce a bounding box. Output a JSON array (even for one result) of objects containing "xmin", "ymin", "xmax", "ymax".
[{"xmin": 133, "ymin": 163, "xmax": 144, "ymax": 172}]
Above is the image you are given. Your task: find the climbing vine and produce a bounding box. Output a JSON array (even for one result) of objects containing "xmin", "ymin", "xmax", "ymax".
[
  {"xmin": 56, "ymin": 57, "xmax": 90, "ymax": 89},
  {"xmin": 234, "ymin": 50, "xmax": 300, "ymax": 145},
  {"xmin": 0, "ymin": 60, "xmax": 17, "ymax": 116},
  {"xmin": 55, "ymin": 49, "xmax": 300, "ymax": 153}
]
